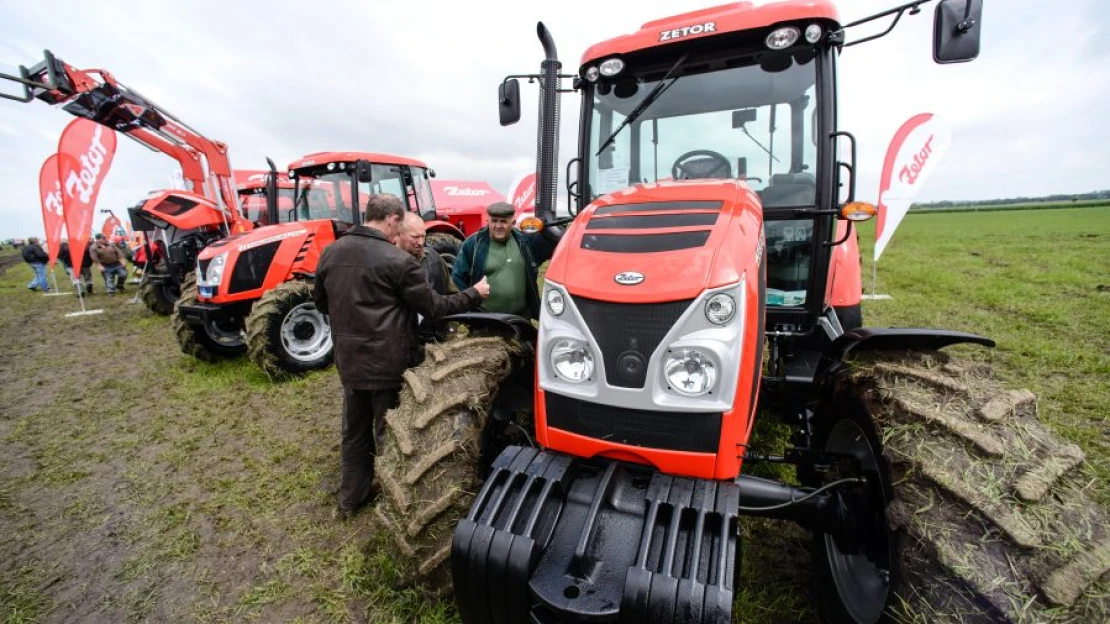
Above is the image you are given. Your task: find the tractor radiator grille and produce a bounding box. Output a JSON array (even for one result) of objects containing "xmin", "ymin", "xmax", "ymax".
[
  {"xmin": 545, "ymin": 392, "xmax": 721, "ymax": 453},
  {"xmin": 228, "ymin": 241, "xmax": 280, "ymax": 294},
  {"xmin": 573, "ymin": 296, "xmax": 691, "ymax": 388}
]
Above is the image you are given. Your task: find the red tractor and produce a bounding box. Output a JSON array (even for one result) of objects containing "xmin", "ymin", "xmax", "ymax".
[
  {"xmin": 173, "ymin": 151, "xmax": 471, "ymax": 377},
  {"xmin": 374, "ymin": 2, "xmax": 1110, "ymax": 623},
  {"xmin": 1, "ymin": 50, "xmax": 255, "ymax": 316}
]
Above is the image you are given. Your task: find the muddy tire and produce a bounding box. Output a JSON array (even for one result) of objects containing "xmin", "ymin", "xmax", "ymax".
[
  {"xmin": 373, "ymin": 335, "xmax": 520, "ymax": 593},
  {"xmin": 139, "ymin": 273, "xmax": 178, "ymax": 316},
  {"xmin": 426, "ymin": 233, "xmax": 461, "ymax": 267},
  {"xmin": 172, "ymin": 274, "xmax": 246, "ymax": 361},
  {"xmin": 814, "ymin": 350, "xmax": 1109, "ymax": 623},
  {"xmin": 244, "ymin": 281, "xmax": 332, "ymax": 379}
]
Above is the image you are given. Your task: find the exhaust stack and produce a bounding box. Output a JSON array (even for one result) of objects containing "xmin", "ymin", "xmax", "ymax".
[{"xmin": 534, "ymin": 22, "xmax": 561, "ymax": 230}]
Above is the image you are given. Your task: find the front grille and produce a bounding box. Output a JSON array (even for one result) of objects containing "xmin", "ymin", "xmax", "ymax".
[
  {"xmin": 546, "ymin": 392, "xmax": 721, "ymax": 453},
  {"xmin": 586, "ymin": 213, "xmax": 719, "ymax": 230},
  {"xmin": 228, "ymin": 241, "xmax": 280, "ymax": 294},
  {"xmin": 573, "ymin": 296, "xmax": 691, "ymax": 388},
  {"xmin": 581, "ymin": 231, "xmax": 710, "ymax": 253}
]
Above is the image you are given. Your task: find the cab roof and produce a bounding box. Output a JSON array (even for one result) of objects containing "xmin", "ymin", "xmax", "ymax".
[
  {"xmin": 581, "ymin": 0, "xmax": 840, "ymax": 67},
  {"xmin": 287, "ymin": 151, "xmax": 429, "ymax": 171}
]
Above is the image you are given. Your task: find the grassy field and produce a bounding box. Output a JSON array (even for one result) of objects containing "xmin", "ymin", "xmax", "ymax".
[
  {"xmin": 910, "ymin": 198, "xmax": 1110, "ymax": 214},
  {"xmin": 0, "ymin": 205, "xmax": 1107, "ymax": 623}
]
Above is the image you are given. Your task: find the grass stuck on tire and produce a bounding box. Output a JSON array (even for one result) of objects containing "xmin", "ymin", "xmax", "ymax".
[
  {"xmin": 842, "ymin": 350, "xmax": 1109, "ymax": 623},
  {"xmin": 373, "ymin": 334, "xmax": 521, "ymax": 593}
]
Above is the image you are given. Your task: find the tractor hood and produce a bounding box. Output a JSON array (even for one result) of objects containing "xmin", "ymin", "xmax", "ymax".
[
  {"xmin": 136, "ymin": 190, "xmax": 227, "ymax": 232},
  {"xmin": 198, "ymin": 221, "xmax": 312, "ymax": 261},
  {"xmin": 545, "ymin": 180, "xmax": 763, "ymax": 303}
]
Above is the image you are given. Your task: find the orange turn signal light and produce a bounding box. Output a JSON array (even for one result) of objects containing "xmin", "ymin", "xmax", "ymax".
[
  {"xmin": 840, "ymin": 201, "xmax": 877, "ymax": 222},
  {"xmin": 519, "ymin": 216, "xmax": 544, "ymax": 234}
]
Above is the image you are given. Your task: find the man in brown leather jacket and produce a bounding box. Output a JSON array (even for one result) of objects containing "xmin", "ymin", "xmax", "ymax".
[{"xmin": 314, "ymin": 194, "xmax": 489, "ymax": 516}]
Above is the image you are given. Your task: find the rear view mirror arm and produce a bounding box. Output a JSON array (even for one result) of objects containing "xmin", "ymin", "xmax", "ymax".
[{"xmin": 836, "ymin": 0, "xmax": 932, "ymax": 47}]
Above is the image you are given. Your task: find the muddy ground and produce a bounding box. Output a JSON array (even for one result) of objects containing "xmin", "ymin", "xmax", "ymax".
[{"xmin": 0, "ymin": 257, "xmax": 818, "ymax": 624}]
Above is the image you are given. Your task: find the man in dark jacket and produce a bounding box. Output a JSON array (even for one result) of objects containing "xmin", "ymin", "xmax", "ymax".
[
  {"xmin": 22, "ymin": 237, "xmax": 51, "ymax": 292},
  {"xmin": 451, "ymin": 202, "xmax": 554, "ymax": 320},
  {"xmin": 314, "ymin": 194, "xmax": 490, "ymax": 516}
]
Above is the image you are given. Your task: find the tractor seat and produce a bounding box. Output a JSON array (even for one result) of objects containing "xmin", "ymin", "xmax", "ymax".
[{"xmin": 759, "ymin": 172, "xmax": 816, "ymax": 208}]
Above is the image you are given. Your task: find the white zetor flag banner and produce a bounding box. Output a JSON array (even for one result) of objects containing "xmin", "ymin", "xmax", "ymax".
[{"xmin": 874, "ymin": 113, "xmax": 952, "ymax": 261}]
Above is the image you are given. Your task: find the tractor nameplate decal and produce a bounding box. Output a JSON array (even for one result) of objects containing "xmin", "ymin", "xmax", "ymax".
[
  {"xmin": 614, "ymin": 271, "xmax": 645, "ymax": 285},
  {"xmin": 659, "ymin": 22, "xmax": 716, "ymax": 42},
  {"xmin": 238, "ymin": 229, "xmax": 307, "ymax": 252}
]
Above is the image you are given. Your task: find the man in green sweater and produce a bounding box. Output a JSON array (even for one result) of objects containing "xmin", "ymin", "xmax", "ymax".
[{"xmin": 451, "ymin": 202, "xmax": 554, "ymax": 320}]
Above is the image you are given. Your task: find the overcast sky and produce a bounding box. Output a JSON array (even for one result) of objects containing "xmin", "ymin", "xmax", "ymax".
[{"xmin": 1, "ymin": 0, "xmax": 1106, "ymax": 239}]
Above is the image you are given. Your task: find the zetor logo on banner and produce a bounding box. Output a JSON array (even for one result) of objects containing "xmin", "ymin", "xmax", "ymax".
[
  {"xmin": 898, "ymin": 135, "xmax": 936, "ymax": 186},
  {"xmin": 57, "ymin": 117, "xmax": 118, "ymax": 277},
  {"xmin": 444, "ymin": 186, "xmax": 491, "ymax": 197},
  {"xmin": 62, "ymin": 124, "xmax": 113, "ymax": 204}
]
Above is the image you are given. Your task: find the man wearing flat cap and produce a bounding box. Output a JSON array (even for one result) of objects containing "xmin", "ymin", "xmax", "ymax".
[{"xmin": 452, "ymin": 202, "xmax": 554, "ymax": 320}]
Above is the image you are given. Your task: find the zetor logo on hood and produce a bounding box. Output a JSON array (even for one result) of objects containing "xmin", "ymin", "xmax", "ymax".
[{"xmin": 614, "ymin": 271, "xmax": 645, "ymax": 285}]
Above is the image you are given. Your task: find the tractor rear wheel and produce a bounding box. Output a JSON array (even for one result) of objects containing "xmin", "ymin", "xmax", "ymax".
[
  {"xmin": 813, "ymin": 350, "xmax": 1109, "ymax": 623},
  {"xmin": 426, "ymin": 233, "xmax": 461, "ymax": 267},
  {"xmin": 139, "ymin": 269, "xmax": 179, "ymax": 316},
  {"xmin": 172, "ymin": 274, "xmax": 246, "ymax": 361},
  {"xmin": 244, "ymin": 280, "xmax": 332, "ymax": 379},
  {"xmin": 373, "ymin": 334, "xmax": 520, "ymax": 593}
]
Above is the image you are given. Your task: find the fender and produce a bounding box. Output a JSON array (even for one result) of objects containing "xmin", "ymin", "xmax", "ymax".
[
  {"xmin": 815, "ymin": 327, "xmax": 995, "ymax": 380},
  {"xmin": 424, "ymin": 219, "xmax": 465, "ymax": 240},
  {"xmin": 442, "ymin": 312, "xmax": 537, "ymax": 342}
]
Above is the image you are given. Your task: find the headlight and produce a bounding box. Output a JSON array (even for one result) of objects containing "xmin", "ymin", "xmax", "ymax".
[
  {"xmin": 545, "ymin": 287, "xmax": 565, "ymax": 316},
  {"xmin": 664, "ymin": 349, "xmax": 717, "ymax": 396},
  {"xmin": 200, "ymin": 252, "xmax": 228, "ymax": 287},
  {"xmin": 550, "ymin": 338, "xmax": 594, "ymax": 383},
  {"xmin": 805, "ymin": 23, "xmax": 823, "ymax": 44},
  {"xmin": 765, "ymin": 26, "xmax": 800, "ymax": 50},
  {"xmin": 705, "ymin": 293, "xmax": 735, "ymax": 325},
  {"xmin": 585, "ymin": 66, "xmax": 600, "ymax": 82},
  {"xmin": 599, "ymin": 58, "xmax": 624, "ymax": 77}
]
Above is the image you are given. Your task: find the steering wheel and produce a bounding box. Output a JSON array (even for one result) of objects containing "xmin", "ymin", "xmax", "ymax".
[{"xmin": 671, "ymin": 149, "xmax": 732, "ymax": 180}]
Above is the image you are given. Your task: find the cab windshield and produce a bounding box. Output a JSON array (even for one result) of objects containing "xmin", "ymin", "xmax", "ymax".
[
  {"xmin": 588, "ymin": 50, "xmax": 817, "ymax": 205},
  {"xmin": 239, "ymin": 188, "xmax": 295, "ymax": 226},
  {"xmin": 585, "ymin": 50, "xmax": 821, "ymax": 307}
]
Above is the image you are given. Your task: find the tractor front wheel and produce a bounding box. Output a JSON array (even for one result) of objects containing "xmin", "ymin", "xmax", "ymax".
[
  {"xmin": 172, "ymin": 275, "xmax": 246, "ymax": 361},
  {"xmin": 244, "ymin": 281, "xmax": 332, "ymax": 379},
  {"xmin": 139, "ymin": 270, "xmax": 179, "ymax": 316},
  {"xmin": 373, "ymin": 334, "xmax": 521, "ymax": 593},
  {"xmin": 812, "ymin": 350, "xmax": 1110, "ymax": 623},
  {"xmin": 426, "ymin": 232, "xmax": 461, "ymax": 267}
]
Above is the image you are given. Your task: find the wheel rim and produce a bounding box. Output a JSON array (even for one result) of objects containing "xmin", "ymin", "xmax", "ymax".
[
  {"xmin": 280, "ymin": 302, "xmax": 332, "ymax": 362},
  {"xmin": 823, "ymin": 417, "xmax": 890, "ymax": 624}
]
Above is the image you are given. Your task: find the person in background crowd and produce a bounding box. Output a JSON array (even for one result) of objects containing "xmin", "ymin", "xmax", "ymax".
[
  {"xmin": 451, "ymin": 201, "xmax": 554, "ymax": 320},
  {"xmin": 314, "ymin": 194, "xmax": 490, "ymax": 518},
  {"xmin": 395, "ymin": 212, "xmax": 456, "ymax": 342},
  {"xmin": 58, "ymin": 240, "xmax": 95, "ymax": 295},
  {"xmin": 91, "ymin": 233, "xmax": 128, "ymax": 295},
  {"xmin": 22, "ymin": 237, "xmax": 51, "ymax": 292}
]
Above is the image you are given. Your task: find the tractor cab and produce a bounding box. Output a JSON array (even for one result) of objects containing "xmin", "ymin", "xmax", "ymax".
[
  {"xmin": 574, "ymin": 3, "xmax": 845, "ymax": 338},
  {"xmin": 236, "ymin": 171, "xmax": 295, "ymax": 227}
]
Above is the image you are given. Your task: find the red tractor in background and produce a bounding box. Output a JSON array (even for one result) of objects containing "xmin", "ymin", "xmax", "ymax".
[
  {"xmin": 374, "ymin": 2, "xmax": 1109, "ymax": 623},
  {"xmin": 1, "ymin": 50, "xmax": 255, "ymax": 315},
  {"xmin": 173, "ymin": 151, "xmax": 472, "ymax": 378}
]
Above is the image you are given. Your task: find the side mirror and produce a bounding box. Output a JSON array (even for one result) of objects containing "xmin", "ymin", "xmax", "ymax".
[
  {"xmin": 933, "ymin": 0, "xmax": 983, "ymax": 64},
  {"xmin": 499, "ymin": 79, "xmax": 521, "ymax": 126},
  {"xmin": 355, "ymin": 160, "xmax": 373, "ymax": 183}
]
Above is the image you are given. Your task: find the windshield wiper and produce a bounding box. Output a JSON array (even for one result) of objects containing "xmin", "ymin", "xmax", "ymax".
[{"xmin": 595, "ymin": 53, "xmax": 689, "ymax": 156}]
